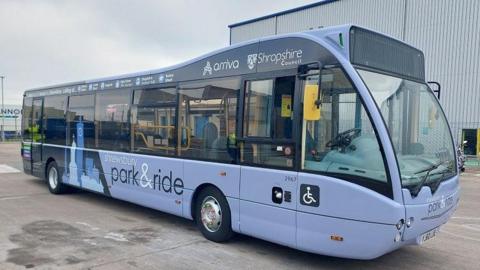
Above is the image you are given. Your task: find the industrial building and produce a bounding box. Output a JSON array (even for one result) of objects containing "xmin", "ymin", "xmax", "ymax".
[
  {"xmin": 229, "ymin": 0, "xmax": 480, "ymax": 156},
  {"xmin": 0, "ymin": 104, "xmax": 22, "ymax": 139}
]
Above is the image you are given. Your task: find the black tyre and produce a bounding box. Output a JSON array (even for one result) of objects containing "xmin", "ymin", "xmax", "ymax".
[
  {"xmin": 195, "ymin": 186, "xmax": 234, "ymax": 242},
  {"xmin": 46, "ymin": 161, "xmax": 67, "ymax": 194}
]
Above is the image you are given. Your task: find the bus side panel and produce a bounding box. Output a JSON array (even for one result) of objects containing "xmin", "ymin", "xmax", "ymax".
[
  {"xmin": 240, "ymin": 200, "xmax": 296, "ymax": 247},
  {"xmin": 42, "ymin": 144, "xmax": 68, "ymax": 179},
  {"xmin": 62, "ymin": 147, "xmax": 107, "ymax": 193},
  {"xmin": 297, "ymin": 173, "xmax": 404, "ymax": 224},
  {"xmin": 182, "ymin": 160, "xmax": 240, "ymax": 198},
  {"xmin": 296, "ymin": 173, "xmax": 405, "ymax": 258},
  {"xmin": 31, "ymin": 142, "xmax": 44, "ymax": 179},
  {"xmin": 98, "ymin": 152, "xmax": 184, "ymax": 217},
  {"xmin": 54, "ymin": 143, "xmax": 186, "ymax": 217},
  {"xmin": 239, "ymin": 167, "xmax": 298, "ymax": 248},
  {"xmin": 226, "ymin": 197, "xmax": 240, "ymax": 232},
  {"xmin": 21, "ymin": 142, "xmax": 32, "ymax": 175},
  {"xmin": 182, "ymin": 160, "xmax": 241, "ymax": 230},
  {"xmin": 296, "ymin": 212, "xmax": 401, "ymax": 259}
]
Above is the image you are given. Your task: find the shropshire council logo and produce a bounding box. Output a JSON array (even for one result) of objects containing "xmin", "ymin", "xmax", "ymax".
[{"xmin": 247, "ymin": 53, "xmax": 258, "ymax": 70}]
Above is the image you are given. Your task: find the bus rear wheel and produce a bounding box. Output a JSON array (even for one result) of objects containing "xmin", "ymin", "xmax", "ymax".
[
  {"xmin": 195, "ymin": 186, "xmax": 234, "ymax": 242},
  {"xmin": 47, "ymin": 161, "xmax": 66, "ymax": 194}
]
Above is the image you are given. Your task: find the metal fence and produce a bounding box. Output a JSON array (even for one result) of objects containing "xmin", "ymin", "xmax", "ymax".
[{"xmin": 0, "ymin": 124, "xmax": 21, "ymax": 141}]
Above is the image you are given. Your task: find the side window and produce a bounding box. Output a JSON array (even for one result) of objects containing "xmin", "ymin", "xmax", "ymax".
[
  {"xmin": 244, "ymin": 79, "xmax": 273, "ymax": 137},
  {"xmin": 31, "ymin": 99, "xmax": 43, "ymax": 143},
  {"xmin": 67, "ymin": 94, "xmax": 95, "ymax": 148},
  {"xmin": 178, "ymin": 77, "xmax": 240, "ymax": 162},
  {"xmin": 22, "ymin": 97, "xmax": 33, "ymax": 142},
  {"xmin": 302, "ymin": 68, "xmax": 390, "ymax": 196},
  {"xmin": 95, "ymin": 90, "xmax": 131, "ymax": 151},
  {"xmin": 132, "ymin": 87, "xmax": 177, "ymax": 155},
  {"xmin": 241, "ymin": 76, "xmax": 295, "ymax": 168},
  {"xmin": 43, "ymin": 95, "xmax": 67, "ymax": 145}
]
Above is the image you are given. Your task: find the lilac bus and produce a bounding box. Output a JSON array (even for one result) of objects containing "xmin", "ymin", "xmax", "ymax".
[{"xmin": 22, "ymin": 25, "xmax": 459, "ymax": 259}]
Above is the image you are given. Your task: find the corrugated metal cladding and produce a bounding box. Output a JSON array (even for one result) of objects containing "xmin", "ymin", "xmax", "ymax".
[
  {"xmin": 229, "ymin": 0, "xmax": 480, "ymax": 143},
  {"xmin": 404, "ymin": 0, "xmax": 480, "ymax": 142},
  {"xmin": 276, "ymin": 0, "xmax": 405, "ymax": 39},
  {"xmin": 230, "ymin": 17, "xmax": 276, "ymax": 45}
]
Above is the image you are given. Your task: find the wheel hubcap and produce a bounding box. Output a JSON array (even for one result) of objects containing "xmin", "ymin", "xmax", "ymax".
[
  {"xmin": 200, "ymin": 196, "xmax": 222, "ymax": 232},
  {"xmin": 48, "ymin": 167, "xmax": 58, "ymax": 189}
]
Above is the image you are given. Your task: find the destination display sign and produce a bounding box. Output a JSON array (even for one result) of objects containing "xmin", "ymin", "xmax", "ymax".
[{"xmin": 25, "ymin": 37, "xmax": 337, "ymax": 98}]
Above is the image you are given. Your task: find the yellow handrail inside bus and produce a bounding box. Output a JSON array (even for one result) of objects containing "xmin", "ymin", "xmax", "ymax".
[{"xmin": 133, "ymin": 124, "xmax": 191, "ymax": 151}]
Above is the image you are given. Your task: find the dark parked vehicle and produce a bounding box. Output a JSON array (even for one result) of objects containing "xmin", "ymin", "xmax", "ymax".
[{"xmin": 457, "ymin": 141, "xmax": 467, "ymax": 172}]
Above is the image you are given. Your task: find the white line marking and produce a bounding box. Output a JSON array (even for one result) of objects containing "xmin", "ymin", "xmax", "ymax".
[
  {"xmin": 442, "ymin": 229, "xmax": 480, "ymax": 243},
  {"xmin": 83, "ymin": 239, "xmax": 98, "ymax": 246},
  {"xmin": 0, "ymin": 164, "xmax": 21, "ymax": 174},
  {"xmin": 452, "ymin": 216, "xmax": 480, "ymax": 221},
  {"xmin": 0, "ymin": 196, "xmax": 27, "ymax": 201},
  {"xmin": 462, "ymin": 224, "xmax": 480, "ymax": 232},
  {"xmin": 76, "ymin": 222, "xmax": 100, "ymax": 231},
  {"xmin": 104, "ymin": 232, "xmax": 128, "ymax": 242}
]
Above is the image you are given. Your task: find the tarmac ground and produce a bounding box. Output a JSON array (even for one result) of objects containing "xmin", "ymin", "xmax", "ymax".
[{"xmin": 0, "ymin": 142, "xmax": 479, "ymax": 269}]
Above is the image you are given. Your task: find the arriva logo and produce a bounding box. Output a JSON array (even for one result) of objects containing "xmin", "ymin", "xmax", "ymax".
[
  {"xmin": 203, "ymin": 61, "xmax": 213, "ymax": 76},
  {"xmin": 202, "ymin": 59, "xmax": 240, "ymax": 76}
]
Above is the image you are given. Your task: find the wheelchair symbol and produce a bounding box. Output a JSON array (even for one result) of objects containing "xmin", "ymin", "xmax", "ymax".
[
  {"xmin": 300, "ymin": 184, "xmax": 319, "ymax": 207},
  {"xmin": 303, "ymin": 187, "xmax": 317, "ymax": 205}
]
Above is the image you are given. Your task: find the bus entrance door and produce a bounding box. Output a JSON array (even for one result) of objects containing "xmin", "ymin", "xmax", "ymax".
[{"xmin": 30, "ymin": 98, "xmax": 43, "ymax": 177}]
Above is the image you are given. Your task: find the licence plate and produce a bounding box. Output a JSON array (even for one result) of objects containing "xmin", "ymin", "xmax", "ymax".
[{"xmin": 420, "ymin": 227, "xmax": 440, "ymax": 244}]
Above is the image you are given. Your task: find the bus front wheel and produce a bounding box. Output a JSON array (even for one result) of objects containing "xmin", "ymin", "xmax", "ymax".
[
  {"xmin": 195, "ymin": 186, "xmax": 234, "ymax": 242},
  {"xmin": 46, "ymin": 161, "xmax": 66, "ymax": 194}
]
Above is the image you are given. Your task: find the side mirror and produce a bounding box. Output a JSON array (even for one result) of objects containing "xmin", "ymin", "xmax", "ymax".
[{"xmin": 428, "ymin": 81, "xmax": 441, "ymax": 100}]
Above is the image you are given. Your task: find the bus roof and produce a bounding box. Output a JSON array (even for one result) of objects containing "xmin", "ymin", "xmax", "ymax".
[{"xmin": 24, "ymin": 24, "xmax": 424, "ymax": 97}]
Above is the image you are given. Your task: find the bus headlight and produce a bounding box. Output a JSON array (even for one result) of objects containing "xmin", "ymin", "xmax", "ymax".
[
  {"xmin": 395, "ymin": 219, "xmax": 404, "ymax": 230},
  {"xmin": 406, "ymin": 217, "xmax": 414, "ymax": 227}
]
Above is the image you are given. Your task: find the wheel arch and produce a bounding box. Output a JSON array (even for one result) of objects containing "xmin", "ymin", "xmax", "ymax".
[
  {"xmin": 190, "ymin": 183, "xmax": 229, "ymax": 221},
  {"xmin": 44, "ymin": 157, "xmax": 56, "ymax": 180}
]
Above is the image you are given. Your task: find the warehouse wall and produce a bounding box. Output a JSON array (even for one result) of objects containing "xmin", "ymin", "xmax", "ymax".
[
  {"xmin": 404, "ymin": 0, "xmax": 480, "ymax": 142},
  {"xmin": 230, "ymin": 0, "xmax": 406, "ymax": 44},
  {"xmin": 229, "ymin": 0, "xmax": 480, "ymax": 144},
  {"xmin": 276, "ymin": 0, "xmax": 405, "ymax": 39},
  {"xmin": 230, "ymin": 17, "xmax": 277, "ymax": 44}
]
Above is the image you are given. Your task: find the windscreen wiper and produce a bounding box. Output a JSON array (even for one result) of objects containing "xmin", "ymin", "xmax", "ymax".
[{"xmin": 411, "ymin": 160, "xmax": 450, "ymax": 196}]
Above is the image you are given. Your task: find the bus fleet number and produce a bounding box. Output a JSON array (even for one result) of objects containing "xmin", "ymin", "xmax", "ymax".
[{"xmin": 284, "ymin": 176, "xmax": 297, "ymax": 182}]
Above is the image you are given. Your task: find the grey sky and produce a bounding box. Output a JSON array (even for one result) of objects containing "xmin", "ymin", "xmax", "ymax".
[{"xmin": 0, "ymin": 0, "xmax": 317, "ymax": 105}]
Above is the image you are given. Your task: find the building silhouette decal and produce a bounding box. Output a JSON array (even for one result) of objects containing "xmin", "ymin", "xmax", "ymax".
[{"xmin": 62, "ymin": 118, "xmax": 103, "ymax": 193}]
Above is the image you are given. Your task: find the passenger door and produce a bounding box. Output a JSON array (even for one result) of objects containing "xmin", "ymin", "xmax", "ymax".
[
  {"xmin": 239, "ymin": 75, "xmax": 299, "ymax": 247},
  {"xmin": 21, "ymin": 97, "xmax": 33, "ymax": 174},
  {"xmin": 31, "ymin": 98, "xmax": 44, "ymax": 175}
]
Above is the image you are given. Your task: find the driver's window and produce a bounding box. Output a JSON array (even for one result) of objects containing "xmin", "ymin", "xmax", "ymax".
[{"xmin": 302, "ymin": 68, "xmax": 390, "ymax": 196}]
